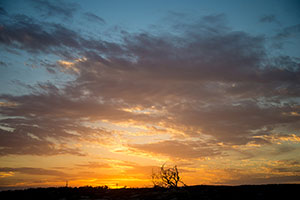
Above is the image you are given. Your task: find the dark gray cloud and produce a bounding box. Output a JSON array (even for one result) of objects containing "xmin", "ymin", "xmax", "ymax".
[
  {"xmin": 0, "ymin": 126, "xmax": 84, "ymax": 156},
  {"xmin": 84, "ymin": 12, "xmax": 106, "ymax": 24},
  {"xmin": 31, "ymin": 0, "xmax": 79, "ymax": 19},
  {"xmin": 0, "ymin": 6, "xmax": 7, "ymax": 16},
  {"xmin": 169, "ymin": 101, "xmax": 300, "ymax": 145},
  {"xmin": 0, "ymin": 16, "xmax": 79, "ymax": 54},
  {"xmin": 276, "ymin": 24, "xmax": 300, "ymax": 39},
  {"xmin": 0, "ymin": 61, "xmax": 8, "ymax": 66},
  {"xmin": 0, "ymin": 14, "xmax": 122, "ymax": 57},
  {"xmin": 259, "ymin": 14, "xmax": 280, "ymax": 24}
]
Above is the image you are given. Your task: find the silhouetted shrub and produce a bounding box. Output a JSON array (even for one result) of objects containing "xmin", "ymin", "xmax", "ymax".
[{"xmin": 152, "ymin": 164, "xmax": 186, "ymax": 188}]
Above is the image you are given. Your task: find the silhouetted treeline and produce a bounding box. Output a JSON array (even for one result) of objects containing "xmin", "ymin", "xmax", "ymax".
[{"xmin": 0, "ymin": 184, "xmax": 298, "ymax": 200}]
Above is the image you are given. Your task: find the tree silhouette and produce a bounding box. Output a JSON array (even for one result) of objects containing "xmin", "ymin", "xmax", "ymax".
[{"xmin": 152, "ymin": 164, "xmax": 186, "ymax": 188}]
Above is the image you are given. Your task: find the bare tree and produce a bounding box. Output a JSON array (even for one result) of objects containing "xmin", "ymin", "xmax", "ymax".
[{"xmin": 152, "ymin": 164, "xmax": 186, "ymax": 188}]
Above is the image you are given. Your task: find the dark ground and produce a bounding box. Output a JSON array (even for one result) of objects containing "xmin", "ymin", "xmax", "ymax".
[{"xmin": 0, "ymin": 184, "xmax": 298, "ymax": 200}]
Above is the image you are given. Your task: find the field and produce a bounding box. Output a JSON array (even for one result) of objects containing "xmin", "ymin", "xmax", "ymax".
[{"xmin": 0, "ymin": 184, "xmax": 298, "ymax": 200}]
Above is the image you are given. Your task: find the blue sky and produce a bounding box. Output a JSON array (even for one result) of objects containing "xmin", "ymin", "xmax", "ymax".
[{"xmin": 0, "ymin": 0, "xmax": 300, "ymax": 188}]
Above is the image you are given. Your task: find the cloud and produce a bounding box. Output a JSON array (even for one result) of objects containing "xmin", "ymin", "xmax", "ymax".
[
  {"xmin": 84, "ymin": 12, "xmax": 106, "ymax": 24},
  {"xmin": 224, "ymin": 175, "xmax": 300, "ymax": 185},
  {"xmin": 277, "ymin": 160, "xmax": 300, "ymax": 166},
  {"xmin": 129, "ymin": 140, "xmax": 222, "ymax": 159},
  {"xmin": 76, "ymin": 162, "xmax": 110, "ymax": 169},
  {"xmin": 0, "ymin": 14, "xmax": 123, "ymax": 58},
  {"xmin": 0, "ymin": 6, "xmax": 7, "ymax": 16},
  {"xmin": 259, "ymin": 14, "xmax": 280, "ymax": 24},
  {"xmin": 0, "ymin": 61, "xmax": 8, "ymax": 66},
  {"xmin": 0, "ymin": 167, "xmax": 67, "ymax": 177},
  {"xmin": 0, "ymin": 88, "xmax": 126, "ymax": 156},
  {"xmin": 0, "ymin": 127, "xmax": 85, "ymax": 156},
  {"xmin": 31, "ymin": 0, "xmax": 79, "ymax": 19},
  {"xmin": 0, "ymin": 17, "xmax": 80, "ymax": 54},
  {"xmin": 276, "ymin": 24, "xmax": 300, "ymax": 39},
  {"xmin": 0, "ymin": 13, "xmax": 299, "ymax": 159},
  {"xmin": 256, "ymin": 134, "xmax": 300, "ymax": 144}
]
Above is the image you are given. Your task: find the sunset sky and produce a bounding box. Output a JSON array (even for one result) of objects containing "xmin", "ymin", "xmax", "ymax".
[{"xmin": 1, "ymin": 0, "xmax": 300, "ymax": 189}]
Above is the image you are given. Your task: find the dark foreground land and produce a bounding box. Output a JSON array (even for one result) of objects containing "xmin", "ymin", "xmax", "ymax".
[{"xmin": 0, "ymin": 184, "xmax": 298, "ymax": 200}]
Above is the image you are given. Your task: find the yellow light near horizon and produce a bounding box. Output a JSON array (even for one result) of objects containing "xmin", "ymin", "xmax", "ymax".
[{"xmin": 0, "ymin": 171, "xmax": 15, "ymax": 178}]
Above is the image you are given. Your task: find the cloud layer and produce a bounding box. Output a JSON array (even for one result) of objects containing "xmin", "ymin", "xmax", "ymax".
[{"xmin": 0, "ymin": 0, "xmax": 300, "ymax": 186}]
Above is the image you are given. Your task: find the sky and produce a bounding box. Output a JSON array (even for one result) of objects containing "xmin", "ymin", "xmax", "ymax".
[{"xmin": 0, "ymin": 0, "xmax": 300, "ymax": 189}]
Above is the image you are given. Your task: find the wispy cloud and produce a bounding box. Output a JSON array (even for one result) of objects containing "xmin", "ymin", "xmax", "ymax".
[
  {"xmin": 84, "ymin": 12, "xmax": 106, "ymax": 24},
  {"xmin": 129, "ymin": 139, "xmax": 222, "ymax": 159},
  {"xmin": 259, "ymin": 14, "xmax": 280, "ymax": 25},
  {"xmin": 0, "ymin": 167, "xmax": 67, "ymax": 177}
]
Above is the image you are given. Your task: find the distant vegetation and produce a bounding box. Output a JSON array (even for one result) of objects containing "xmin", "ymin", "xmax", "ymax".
[{"xmin": 0, "ymin": 184, "xmax": 298, "ymax": 200}]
